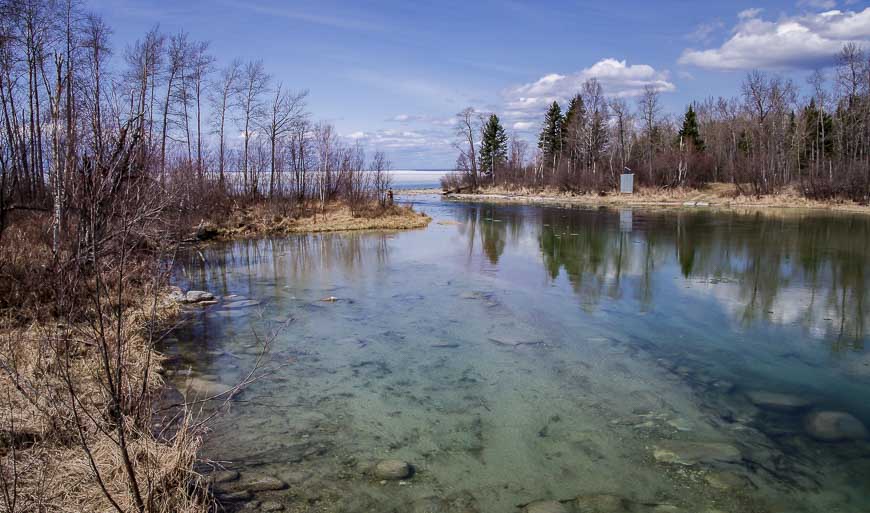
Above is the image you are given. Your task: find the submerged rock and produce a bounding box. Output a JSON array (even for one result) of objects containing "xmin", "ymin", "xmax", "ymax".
[
  {"xmin": 208, "ymin": 469, "xmax": 240, "ymax": 485},
  {"xmin": 218, "ymin": 489, "xmax": 252, "ymax": 502},
  {"xmin": 745, "ymin": 390, "xmax": 812, "ymax": 412},
  {"xmin": 652, "ymin": 440, "xmax": 742, "ymax": 466},
  {"xmin": 524, "ymin": 500, "xmax": 569, "ymax": 513},
  {"xmin": 184, "ymin": 377, "xmax": 232, "ymax": 397},
  {"xmin": 804, "ymin": 411, "xmax": 868, "ymax": 442},
  {"xmin": 242, "ymin": 475, "xmax": 288, "ymax": 492},
  {"xmin": 374, "ymin": 459, "xmax": 412, "ymax": 479},
  {"xmin": 704, "ymin": 470, "xmax": 752, "ymax": 490}
]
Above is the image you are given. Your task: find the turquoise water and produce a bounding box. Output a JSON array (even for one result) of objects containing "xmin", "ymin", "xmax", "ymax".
[{"xmin": 164, "ymin": 196, "xmax": 870, "ymax": 513}]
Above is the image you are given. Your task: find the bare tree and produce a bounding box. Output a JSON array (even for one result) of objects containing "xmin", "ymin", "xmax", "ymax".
[
  {"xmin": 260, "ymin": 84, "xmax": 307, "ymax": 197},
  {"xmin": 455, "ymin": 107, "xmax": 479, "ymax": 190},
  {"xmin": 235, "ymin": 60, "xmax": 269, "ymax": 196},
  {"xmin": 210, "ymin": 59, "xmax": 240, "ymax": 188},
  {"xmin": 638, "ymin": 85, "xmax": 661, "ymax": 183}
]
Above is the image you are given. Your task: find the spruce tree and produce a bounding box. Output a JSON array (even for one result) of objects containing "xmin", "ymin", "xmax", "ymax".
[
  {"xmin": 479, "ymin": 114, "xmax": 508, "ymax": 180},
  {"xmin": 678, "ymin": 105, "xmax": 705, "ymax": 152},
  {"xmin": 538, "ymin": 101, "xmax": 564, "ymax": 171}
]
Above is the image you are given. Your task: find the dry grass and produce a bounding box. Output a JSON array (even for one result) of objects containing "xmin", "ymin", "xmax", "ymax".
[
  {"xmin": 449, "ymin": 183, "xmax": 870, "ymax": 214},
  {"xmin": 0, "ymin": 286, "xmax": 208, "ymax": 513},
  {"xmin": 201, "ymin": 201, "xmax": 431, "ymax": 240}
]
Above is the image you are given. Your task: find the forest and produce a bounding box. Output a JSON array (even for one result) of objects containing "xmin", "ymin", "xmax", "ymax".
[
  {"xmin": 0, "ymin": 0, "xmax": 396, "ymax": 247},
  {"xmin": 448, "ymin": 44, "xmax": 870, "ymax": 203}
]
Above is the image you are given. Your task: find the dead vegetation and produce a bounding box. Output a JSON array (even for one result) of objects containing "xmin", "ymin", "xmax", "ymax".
[{"xmin": 450, "ymin": 183, "xmax": 870, "ymax": 214}]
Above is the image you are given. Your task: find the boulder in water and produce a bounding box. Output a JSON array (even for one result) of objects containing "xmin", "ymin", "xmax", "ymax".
[
  {"xmin": 183, "ymin": 290, "xmax": 215, "ymax": 303},
  {"xmin": 804, "ymin": 411, "xmax": 868, "ymax": 442},
  {"xmin": 575, "ymin": 494, "xmax": 631, "ymax": 512},
  {"xmin": 373, "ymin": 459, "xmax": 412, "ymax": 480}
]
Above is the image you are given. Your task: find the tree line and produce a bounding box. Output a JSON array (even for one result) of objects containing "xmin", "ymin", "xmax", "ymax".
[
  {"xmin": 0, "ymin": 0, "xmax": 393, "ymax": 245},
  {"xmin": 449, "ymin": 44, "xmax": 870, "ymax": 202}
]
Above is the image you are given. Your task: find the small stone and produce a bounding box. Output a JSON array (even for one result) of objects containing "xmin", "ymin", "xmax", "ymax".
[
  {"xmin": 745, "ymin": 390, "xmax": 812, "ymax": 412},
  {"xmin": 374, "ymin": 459, "xmax": 412, "ymax": 480},
  {"xmin": 260, "ymin": 501, "xmax": 285, "ymax": 512},
  {"xmin": 524, "ymin": 500, "xmax": 568, "ymax": 513},
  {"xmin": 243, "ymin": 475, "xmax": 287, "ymax": 492},
  {"xmin": 804, "ymin": 411, "xmax": 868, "ymax": 442}
]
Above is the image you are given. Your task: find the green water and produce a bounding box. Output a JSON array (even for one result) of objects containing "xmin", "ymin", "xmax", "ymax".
[{"xmin": 165, "ymin": 196, "xmax": 870, "ymax": 513}]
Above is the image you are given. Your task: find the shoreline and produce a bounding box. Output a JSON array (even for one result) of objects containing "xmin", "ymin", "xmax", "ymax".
[{"xmin": 440, "ymin": 185, "xmax": 870, "ymax": 215}]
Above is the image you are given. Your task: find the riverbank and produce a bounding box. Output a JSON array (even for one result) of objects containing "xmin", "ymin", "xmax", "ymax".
[
  {"xmin": 0, "ymin": 199, "xmax": 430, "ymax": 513},
  {"xmin": 443, "ymin": 183, "xmax": 870, "ymax": 214}
]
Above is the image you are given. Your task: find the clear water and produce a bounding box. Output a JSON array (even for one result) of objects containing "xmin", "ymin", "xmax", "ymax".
[{"xmin": 165, "ymin": 196, "xmax": 870, "ymax": 513}]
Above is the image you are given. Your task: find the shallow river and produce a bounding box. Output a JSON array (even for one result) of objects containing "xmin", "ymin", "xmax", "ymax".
[{"xmin": 165, "ymin": 196, "xmax": 870, "ymax": 513}]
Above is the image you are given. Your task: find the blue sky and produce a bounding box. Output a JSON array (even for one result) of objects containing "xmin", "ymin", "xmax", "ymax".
[{"xmin": 90, "ymin": 0, "xmax": 870, "ymax": 168}]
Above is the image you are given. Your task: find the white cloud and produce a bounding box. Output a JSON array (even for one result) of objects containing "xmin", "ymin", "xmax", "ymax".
[
  {"xmin": 680, "ymin": 7, "xmax": 870, "ymax": 70},
  {"xmin": 506, "ymin": 58, "xmax": 675, "ymax": 114},
  {"xmin": 687, "ymin": 20, "xmax": 725, "ymax": 43},
  {"xmin": 798, "ymin": 0, "xmax": 837, "ymax": 9},
  {"xmin": 738, "ymin": 8, "xmax": 764, "ymax": 20},
  {"xmin": 512, "ymin": 121, "xmax": 535, "ymax": 130}
]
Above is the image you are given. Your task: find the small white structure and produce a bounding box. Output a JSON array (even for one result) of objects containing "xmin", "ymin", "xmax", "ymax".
[{"xmin": 620, "ymin": 168, "xmax": 634, "ymax": 194}]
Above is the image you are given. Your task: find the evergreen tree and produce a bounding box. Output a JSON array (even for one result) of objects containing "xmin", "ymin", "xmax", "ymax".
[
  {"xmin": 479, "ymin": 114, "xmax": 508, "ymax": 180},
  {"xmin": 562, "ymin": 94, "xmax": 586, "ymax": 170},
  {"xmin": 538, "ymin": 101, "xmax": 564, "ymax": 170},
  {"xmin": 678, "ymin": 105, "xmax": 705, "ymax": 152}
]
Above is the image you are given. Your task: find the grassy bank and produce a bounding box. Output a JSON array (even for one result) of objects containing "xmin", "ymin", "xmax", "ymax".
[
  {"xmin": 445, "ymin": 183, "xmax": 870, "ymax": 214},
  {"xmin": 198, "ymin": 202, "xmax": 430, "ymax": 241}
]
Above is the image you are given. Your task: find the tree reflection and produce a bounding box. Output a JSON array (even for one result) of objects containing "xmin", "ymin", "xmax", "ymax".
[{"xmin": 475, "ymin": 207, "xmax": 869, "ymax": 348}]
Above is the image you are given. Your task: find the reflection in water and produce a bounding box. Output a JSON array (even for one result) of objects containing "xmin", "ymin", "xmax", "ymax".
[
  {"xmin": 457, "ymin": 204, "xmax": 867, "ymax": 347},
  {"xmin": 165, "ymin": 199, "xmax": 870, "ymax": 513}
]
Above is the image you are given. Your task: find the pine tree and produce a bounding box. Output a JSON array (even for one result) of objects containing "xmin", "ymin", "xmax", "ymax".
[
  {"xmin": 538, "ymin": 101, "xmax": 564, "ymax": 171},
  {"xmin": 479, "ymin": 114, "xmax": 508, "ymax": 180},
  {"xmin": 678, "ymin": 105, "xmax": 705, "ymax": 152}
]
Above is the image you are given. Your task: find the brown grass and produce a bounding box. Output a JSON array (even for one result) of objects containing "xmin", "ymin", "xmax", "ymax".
[
  {"xmin": 0, "ymin": 279, "xmax": 208, "ymax": 513},
  {"xmin": 199, "ymin": 201, "xmax": 431, "ymax": 240},
  {"xmin": 448, "ymin": 183, "xmax": 870, "ymax": 214}
]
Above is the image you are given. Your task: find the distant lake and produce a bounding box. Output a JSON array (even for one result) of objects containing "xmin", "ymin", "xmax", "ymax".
[
  {"xmin": 389, "ymin": 169, "xmax": 449, "ymax": 190},
  {"xmin": 166, "ymin": 197, "xmax": 870, "ymax": 513}
]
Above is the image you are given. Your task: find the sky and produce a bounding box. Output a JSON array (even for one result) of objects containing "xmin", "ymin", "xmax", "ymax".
[{"xmin": 88, "ymin": 0, "xmax": 870, "ymax": 168}]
